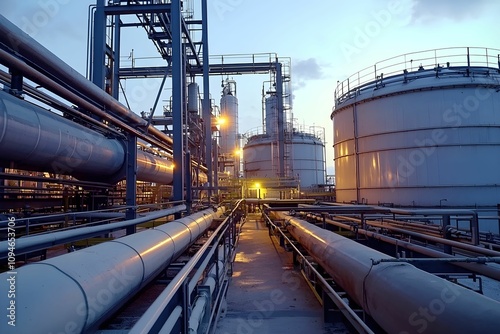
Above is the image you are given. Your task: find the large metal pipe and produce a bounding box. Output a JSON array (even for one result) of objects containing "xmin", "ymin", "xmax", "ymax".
[
  {"xmin": 0, "ymin": 47, "xmax": 172, "ymax": 154},
  {"xmin": 0, "ymin": 89, "xmax": 123, "ymax": 181},
  {"xmin": 0, "ymin": 14, "xmax": 173, "ymax": 147},
  {"xmin": 0, "ymin": 89, "xmax": 175, "ymax": 184},
  {"xmin": 0, "ymin": 205, "xmax": 187, "ymax": 259},
  {"xmin": 0, "ymin": 207, "xmax": 223, "ymax": 333},
  {"xmin": 305, "ymin": 212, "xmax": 500, "ymax": 281},
  {"xmin": 277, "ymin": 212, "xmax": 500, "ymax": 334}
]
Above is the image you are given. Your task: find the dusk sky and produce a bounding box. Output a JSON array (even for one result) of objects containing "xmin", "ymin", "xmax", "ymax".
[{"xmin": 2, "ymin": 0, "xmax": 499, "ymax": 175}]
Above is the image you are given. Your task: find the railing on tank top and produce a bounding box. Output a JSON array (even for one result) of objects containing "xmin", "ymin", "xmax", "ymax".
[{"xmin": 334, "ymin": 46, "xmax": 500, "ymax": 106}]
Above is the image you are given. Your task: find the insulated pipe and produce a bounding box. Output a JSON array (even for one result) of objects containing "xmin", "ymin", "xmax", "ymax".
[
  {"xmin": 0, "ymin": 89, "xmax": 175, "ymax": 184},
  {"xmin": 0, "ymin": 89, "xmax": 123, "ymax": 181},
  {"xmin": 0, "ymin": 207, "xmax": 223, "ymax": 333},
  {"xmin": 0, "ymin": 47, "xmax": 172, "ymax": 154},
  {"xmin": 188, "ymin": 264, "xmax": 218, "ymax": 334},
  {"xmin": 0, "ymin": 205, "xmax": 187, "ymax": 259},
  {"xmin": 333, "ymin": 214, "xmax": 500, "ymax": 257},
  {"xmin": 305, "ymin": 213, "xmax": 500, "ymax": 281},
  {"xmin": 0, "ymin": 15, "xmax": 173, "ymax": 147},
  {"xmin": 366, "ymin": 219, "xmax": 500, "ymax": 257},
  {"xmin": 277, "ymin": 212, "xmax": 500, "ymax": 334}
]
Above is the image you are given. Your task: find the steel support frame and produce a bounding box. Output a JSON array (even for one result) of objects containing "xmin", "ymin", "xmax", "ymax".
[
  {"xmin": 126, "ymin": 133, "xmax": 137, "ymax": 234},
  {"xmin": 92, "ymin": 0, "xmax": 107, "ymax": 90},
  {"xmin": 275, "ymin": 62, "xmax": 285, "ymax": 177},
  {"xmin": 202, "ymin": 0, "xmax": 212, "ymax": 197},
  {"xmin": 90, "ymin": 1, "xmax": 289, "ymax": 205},
  {"xmin": 171, "ymin": 0, "xmax": 185, "ymax": 204}
]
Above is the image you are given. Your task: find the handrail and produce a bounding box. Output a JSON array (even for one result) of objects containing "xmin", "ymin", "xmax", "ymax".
[
  {"xmin": 0, "ymin": 205, "xmax": 187, "ymax": 259},
  {"xmin": 262, "ymin": 210, "xmax": 375, "ymax": 334},
  {"xmin": 130, "ymin": 199, "xmax": 243, "ymax": 333},
  {"xmin": 335, "ymin": 47, "xmax": 500, "ymax": 106},
  {"xmin": 0, "ymin": 201, "xmax": 186, "ymax": 240}
]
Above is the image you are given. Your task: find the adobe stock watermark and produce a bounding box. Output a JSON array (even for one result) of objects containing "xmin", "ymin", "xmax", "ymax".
[
  {"xmin": 6, "ymin": 217, "xmax": 17, "ymax": 328},
  {"xmin": 387, "ymin": 86, "xmax": 496, "ymax": 190},
  {"xmin": 20, "ymin": 0, "xmax": 72, "ymax": 38},
  {"xmin": 340, "ymin": 0, "xmax": 408, "ymax": 62},
  {"xmin": 213, "ymin": 0, "xmax": 245, "ymax": 20},
  {"xmin": 399, "ymin": 283, "xmax": 461, "ymax": 334}
]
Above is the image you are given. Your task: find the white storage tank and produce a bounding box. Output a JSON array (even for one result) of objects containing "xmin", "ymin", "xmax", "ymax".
[
  {"xmin": 244, "ymin": 93, "xmax": 326, "ymax": 187},
  {"xmin": 331, "ymin": 47, "xmax": 500, "ymax": 206},
  {"xmin": 243, "ymin": 133, "xmax": 325, "ymax": 187}
]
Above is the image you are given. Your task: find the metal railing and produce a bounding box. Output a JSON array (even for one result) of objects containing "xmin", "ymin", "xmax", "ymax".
[
  {"xmin": 262, "ymin": 210, "xmax": 375, "ymax": 334},
  {"xmin": 335, "ymin": 47, "xmax": 500, "ymax": 106},
  {"xmin": 0, "ymin": 204, "xmax": 187, "ymax": 259},
  {"xmin": 129, "ymin": 200, "xmax": 243, "ymax": 333},
  {"xmin": 244, "ymin": 123, "xmax": 325, "ymax": 142}
]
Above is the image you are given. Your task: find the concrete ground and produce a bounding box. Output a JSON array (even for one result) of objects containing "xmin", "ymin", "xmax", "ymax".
[{"xmin": 216, "ymin": 214, "xmax": 342, "ymax": 334}]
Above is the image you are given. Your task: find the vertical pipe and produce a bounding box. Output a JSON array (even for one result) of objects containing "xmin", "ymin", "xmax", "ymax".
[
  {"xmin": 185, "ymin": 151, "xmax": 192, "ymax": 214},
  {"xmin": 442, "ymin": 214, "xmax": 452, "ymax": 254},
  {"xmin": 126, "ymin": 134, "xmax": 137, "ymax": 234},
  {"xmin": 172, "ymin": 0, "xmax": 184, "ymax": 203},
  {"xmin": 0, "ymin": 167, "xmax": 4, "ymax": 200},
  {"xmin": 353, "ymin": 103, "xmax": 360, "ymax": 203},
  {"xmin": 275, "ymin": 62, "xmax": 285, "ymax": 177},
  {"xmin": 92, "ymin": 0, "xmax": 106, "ymax": 89},
  {"xmin": 202, "ymin": 0, "xmax": 212, "ymax": 197},
  {"xmin": 497, "ymin": 204, "xmax": 500, "ymax": 236},
  {"xmin": 9, "ymin": 68, "xmax": 23, "ymax": 96},
  {"xmin": 112, "ymin": 13, "xmax": 121, "ymax": 99},
  {"xmin": 213, "ymin": 137, "xmax": 219, "ymax": 193},
  {"xmin": 471, "ymin": 212, "xmax": 479, "ymax": 245}
]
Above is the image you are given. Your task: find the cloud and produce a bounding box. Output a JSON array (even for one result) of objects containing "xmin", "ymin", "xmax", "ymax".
[
  {"xmin": 293, "ymin": 58, "xmax": 325, "ymax": 80},
  {"xmin": 292, "ymin": 58, "xmax": 327, "ymax": 94},
  {"xmin": 410, "ymin": 0, "xmax": 492, "ymax": 23}
]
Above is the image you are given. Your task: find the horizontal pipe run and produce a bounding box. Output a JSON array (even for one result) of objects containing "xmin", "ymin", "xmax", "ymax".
[
  {"xmin": 0, "ymin": 207, "xmax": 222, "ymax": 333},
  {"xmin": 129, "ymin": 201, "xmax": 241, "ymax": 334},
  {"xmin": 371, "ymin": 257, "xmax": 500, "ymax": 265},
  {"xmin": 0, "ymin": 205, "xmax": 186, "ymax": 259},
  {"xmin": 331, "ymin": 214, "xmax": 499, "ymax": 257},
  {"xmin": 263, "ymin": 213, "xmax": 375, "ymax": 334},
  {"xmin": 305, "ymin": 213, "xmax": 500, "ymax": 281},
  {"xmin": 315, "ymin": 202, "xmax": 480, "ymax": 217},
  {"xmin": 366, "ymin": 219, "xmax": 500, "ymax": 257},
  {"xmin": 0, "ymin": 69, "xmax": 122, "ymax": 138},
  {"xmin": 0, "ymin": 47, "xmax": 173, "ymax": 155},
  {"xmin": 0, "ymin": 15, "xmax": 173, "ymax": 147},
  {"xmin": 0, "ymin": 89, "xmax": 125, "ymax": 181},
  {"xmin": 245, "ymin": 198, "xmax": 317, "ymax": 205},
  {"xmin": 277, "ymin": 212, "xmax": 500, "ymax": 333},
  {"xmin": 0, "ymin": 85, "xmax": 177, "ymax": 184}
]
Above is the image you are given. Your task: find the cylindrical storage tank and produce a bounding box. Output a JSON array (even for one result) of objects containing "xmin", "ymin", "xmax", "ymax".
[
  {"xmin": 187, "ymin": 82, "xmax": 199, "ymax": 113},
  {"xmin": 265, "ymin": 95, "xmax": 278, "ymax": 137},
  {"xmin": 331, "ymin": 47, "xmax": 500, "ymax": 206},
  {"xmin": 219, "ymin": 81, "xmax": 239, "ymax": 176},
  {"xmin": 243, "ymin": 133, "xmax": 325, "ymax": 187},
  {"xmin": 291, "ymin": 133, "xmax": 325, "ymax": 187},
  {"xmin": 243, "ymin": 135, "xmax": 275, "ymax": 179}
]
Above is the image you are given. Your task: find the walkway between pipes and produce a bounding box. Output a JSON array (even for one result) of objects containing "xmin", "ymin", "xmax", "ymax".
[{"xmin": 216, "ymin": 213, "xmax": 338, "ymax": 334}]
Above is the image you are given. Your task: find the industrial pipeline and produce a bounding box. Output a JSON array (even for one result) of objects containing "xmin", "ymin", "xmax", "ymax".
[
  {"xmin": 274, "ymin": 211, "xmax": 500, "ymax": 334},
  {"xmin": 0, "ymin": 207, "xmax": 223, "ymax": 333}
]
